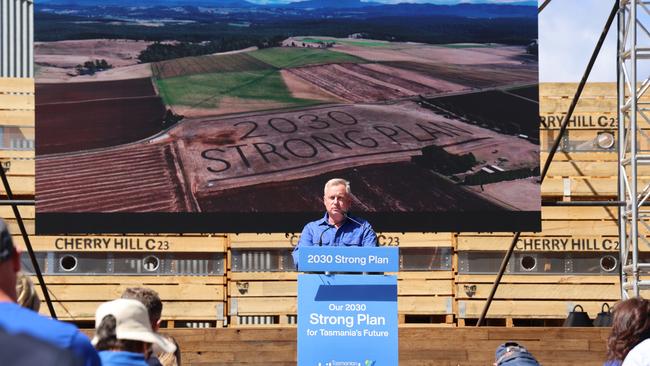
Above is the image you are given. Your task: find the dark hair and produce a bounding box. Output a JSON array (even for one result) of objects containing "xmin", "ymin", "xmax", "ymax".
[
  {"xmin": 122, "ymin": 287, "xmax": 162, "ymax": 324},
  {"xmin": 607, "ymin": 298, "xmax": 650, "ymax": 361},
  {"xmin": 95, "ymin": 315, "xmax": 147, "ymax": 353}
]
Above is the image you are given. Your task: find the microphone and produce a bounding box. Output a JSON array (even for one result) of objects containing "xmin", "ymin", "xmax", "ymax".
[
  {"xmin": 344, "ymin": 212, "xmax": 362, "ymax": 226},
  {"xmin": 318, "ymin": 226, "xmax": 332, "ymax": 246}
]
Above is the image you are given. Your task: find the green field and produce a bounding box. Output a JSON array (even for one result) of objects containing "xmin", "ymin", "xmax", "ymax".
[
  {"xmin": 156, "ymin": 69, "xmax": 318, "ymax": 109},
  {"xmin": 296, "ymin": 37, "xmax": 391, "ymax": 48},
  {"xmin": 248, "ymin": 47, "xmax": 366, "ymax": 69}
]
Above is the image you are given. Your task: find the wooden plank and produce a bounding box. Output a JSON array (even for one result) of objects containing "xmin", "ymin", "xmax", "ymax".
[
  {"xmin": 37, "ymin": 283, "xmax": 225, "ymax": 301},
  {"xmin": 228, "ymin": 281, "xmax": 297, "ymax": 297},
  {"xmin": 457, "ymin": 236, "xmax": 620, "ymax": 252},
  {"xmin": 0, "ymin": 77, "xmax": 35, "ymax": 93},
  {"xmin": 0, "ymin": 150, "xmax": 34, "ymax": 159},
  {"xmin": 542, "ymin": 206, "xmax": 617, "ymax": 221},
  {"xmin": 396, "ymin": 271, "xmax": 454, "ymax": 280},
  {"xmin": 44, "ymin": 301, "xmax": 223, "ymax": 321},
  {"xmin": 540, "ymin": 151, "xmax": 617, "ymax": 162},
  {"xmin": 30, "ymin": 275, "xmax": 226, "ymax": 285},
  {"xmin": 398, "ymin": 296, "xmax": 452, "ymax": 314},
  {"xmin": 232, "ymin": 297, "xmax": 297, "ymax": 315},
  {"xmin": 456, "ymin": 274, "xmax": 619, "ymax": 284},
  {"xmin": 229, "ymin": 233, "xmax": 296, "ymax": 249},
  {"xmin": 376, "ymin": 232, "xmax": 452, "ymax": 247},
  {"xmin": 398, "ymin": 279, "xmax": 453, "ymax": 296},
  {"xmin": 458, "ymin": 300, "xmax": 615, "ymax": 318},
  {"xmin": 0, "ymin": 110, "xmax": 34, "ymax": 126},
  {"xmin": 455, "ymin": 283, "xmax": 620, "ymax": 300},
  {"xmin": 228, "ymin": 272, "xmax": 298, "ymax": 281},
  {"xmin": 542, "ymin": 177, "xmax": 619, "ymax": 196},
  {"xmin": 16, "ymin": 235, "xmax": 227, "ymax": 252},
  {"xmin": 0, "ymin": 158, "xmax": 34, "ymax": 176},
  {"xmin": 540, "ymin": 82, "xmax": 615, "ymax": 98},
  {"xmin": 0, "ymin": 175, "xmax": 34, "ymax": 194},
  {"xmin": 0, "ymin": 94, "xmax": 34, "ymax": 110}
]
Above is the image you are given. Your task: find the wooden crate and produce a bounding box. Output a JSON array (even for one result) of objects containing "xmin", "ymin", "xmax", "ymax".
[{"xmin": 33, "ymin": 275, "xmax": 227, "ymax": 327}]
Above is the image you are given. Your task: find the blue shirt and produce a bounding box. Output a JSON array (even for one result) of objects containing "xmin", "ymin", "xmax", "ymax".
[
  {"xmin": 0, "ymin": 302, "xmax": 101, "ymax": 366},
  {"xmin": 292, "ymin": 212, "xmax": 378, "ymax": 269},
  {"xmin": 99, "ymin": 351, "xmax": 148, "ymax": 366}
]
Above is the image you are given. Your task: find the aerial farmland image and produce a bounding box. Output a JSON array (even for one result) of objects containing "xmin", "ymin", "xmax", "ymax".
[{"xmin": 34, "ymin": 0, "xmax": 540, "ymax": 233}]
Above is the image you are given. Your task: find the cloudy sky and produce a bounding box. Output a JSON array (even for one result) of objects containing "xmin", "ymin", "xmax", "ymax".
[{"xmin": 539, "ymin": 0, "xmax": 618, "ymax": 82}]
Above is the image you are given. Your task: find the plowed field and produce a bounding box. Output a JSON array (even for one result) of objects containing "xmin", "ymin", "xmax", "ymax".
[
  {"xmin": 286, "ymin": 63, "xmax": 459, "ymax": 102},
  {"xmin": 152, "ymin": 53, "xmax": 273, "ymax": 79},
  {"xmin": 36, "ymin": 77, "xmax": 156, "ymax": 104},
  {"xmin": 37, "ymin": 96, "xmax": 166, "ymax": 155},
  {"xmin": 37, "ymin": 143, "xmax": 193, "ymax": 212}
]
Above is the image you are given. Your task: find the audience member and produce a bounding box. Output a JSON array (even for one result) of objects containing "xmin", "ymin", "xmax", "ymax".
[
  {"xmin": 0, "ymin": 326, "xmax": 82, "ymax": 366},
  {"xmin": 157, "ymin": 335, "xmax": 181, "ymax": 366},
  {"xmin": 0, "ymin": 219, "xmax": 100, "ymax": 366},
  {"xmin": 494, "ymin": 341, "xmax": 540, "ymax": 366},
  {"xmin": 607, "ymin": 298, "xmax": 650, "ymax": 366},
  {"xmin": 122, "ymin": 287, "xmax": 175, "ymax": 365},
  {"xmin": 16, "ymin": 271, "xmax": 40, "ymax": 311},
  {"xmin": 92, "ymin": 299, "xmax": 176, "ymax": 366}
]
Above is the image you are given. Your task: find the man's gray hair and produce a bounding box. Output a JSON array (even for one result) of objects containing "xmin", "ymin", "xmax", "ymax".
[{"xmin": 324, "ymin": 178, "xmax": 351, "ymax": 195}]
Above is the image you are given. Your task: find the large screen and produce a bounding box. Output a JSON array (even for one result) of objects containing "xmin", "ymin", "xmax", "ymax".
[{"xmin": 34, "ymin": 0, "xmax": 540, "ymax": 233}]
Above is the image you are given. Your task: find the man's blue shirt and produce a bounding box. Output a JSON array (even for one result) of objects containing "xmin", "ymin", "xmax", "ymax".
[
  {"xmin": 0, "ymin": 302, "xmax": 101, "ymax": 366},
  {"xmin": 292, "ymin": 212, "xmax": 378, "ymax": 269},
  {"xmin": 99, "ymin": 351, "xmax": 148, "ymax": 366}
]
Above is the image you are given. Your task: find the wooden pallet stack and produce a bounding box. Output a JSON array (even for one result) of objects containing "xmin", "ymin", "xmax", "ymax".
[
  {"xmin": 227, "ymin": 233, "xmax": 297, "ymax": 327},
  {"xmin": 454, "ymin": 82, "xmax": 627, "ymax": 326}
]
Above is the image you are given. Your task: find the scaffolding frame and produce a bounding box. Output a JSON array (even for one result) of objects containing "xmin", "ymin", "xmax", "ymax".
[{"xmin": 618, "ymin": 0, "xmax": 650, "ymax": 298}]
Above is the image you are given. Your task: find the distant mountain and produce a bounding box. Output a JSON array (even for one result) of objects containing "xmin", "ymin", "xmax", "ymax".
[
  {"xmin": 283, "ymin": 0, "xmax": 379, "ymax": 9},
  {"xmin": 37, "ymin": 0, "xmax": 258, "ymax": 7},
  {"xmin": 361, "ymin": 3, "xmax": 536, "ymax": 18}
]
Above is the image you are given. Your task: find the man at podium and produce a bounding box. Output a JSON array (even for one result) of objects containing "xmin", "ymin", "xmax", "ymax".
[{"xmin": 292, "ymin": 178, "xmax": 378, "ymax": 268}]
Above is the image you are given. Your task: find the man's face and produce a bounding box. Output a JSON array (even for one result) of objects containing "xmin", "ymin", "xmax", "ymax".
[{"xmin": 324, "ymin": 184, "xmax": 351, "ymax": 219}]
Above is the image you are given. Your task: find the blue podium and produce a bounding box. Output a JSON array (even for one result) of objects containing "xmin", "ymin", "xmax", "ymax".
[{"xmin": 297, "ymin": 247, "xmax": 399, "ymax": 366}]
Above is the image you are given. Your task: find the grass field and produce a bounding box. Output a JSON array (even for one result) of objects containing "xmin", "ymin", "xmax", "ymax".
[
  {"xmin": 156, "ymin": 69, "xmax": 317, "ymax": 109},
  {"xmin": 297, "ymin": 37, "xmax": 391, "ymax": 48},
  {"xmin": 248, "ymin": 47, "xmax": 366, "ymax": 68}
]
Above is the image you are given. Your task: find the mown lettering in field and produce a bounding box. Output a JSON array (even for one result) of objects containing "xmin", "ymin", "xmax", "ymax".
[
  {"xmin": 516, "ymin": 237, "xmax": 619, "ymax": 251},
  {"xmin": 199, "ymin": 110, "xmax": 469, "ymax": 175},
  {"xmin": 541, "ymin": 114, "xmax": 615, "ymax": 128}
]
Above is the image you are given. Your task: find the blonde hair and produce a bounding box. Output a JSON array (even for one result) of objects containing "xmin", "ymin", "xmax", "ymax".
[
  {"xmin": 324, "ymin": 178, "xmax": 351, "ymax": 195},
  {"xmin": 16, "ymin": 272, "xmax": 40, "ymax": 311},
  {"xmin": 157, "ymin": 335, "xmax": 181, "ymax": 366}
]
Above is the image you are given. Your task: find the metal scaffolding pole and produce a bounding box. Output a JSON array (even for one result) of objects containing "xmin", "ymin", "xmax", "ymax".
[{"xmin": 618, "ymin": 0, "xmax": 650, "ymax": 298}]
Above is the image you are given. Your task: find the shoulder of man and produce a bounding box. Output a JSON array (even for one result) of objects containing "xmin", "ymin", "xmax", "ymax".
[
  {"xmin": 0, "ymin": 302, "xmax": 99, "ymax": 366},
  {"xmin": 0, "ymin": 328, "xmax": 83, "ymax": 366}
]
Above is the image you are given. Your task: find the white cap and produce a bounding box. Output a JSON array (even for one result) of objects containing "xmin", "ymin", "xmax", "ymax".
[{"xmin": 92, "ymin": 299, "xmax": 176, "ymax": 354}]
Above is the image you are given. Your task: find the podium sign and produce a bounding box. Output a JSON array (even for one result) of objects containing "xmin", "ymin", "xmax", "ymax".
[
  {"xmin": 298, "ymin": 246, "xmax": 399, "ymax": 272},
  {"xmin": 298, "ymin": 273, "xmax": 398, "ymax": 366}
]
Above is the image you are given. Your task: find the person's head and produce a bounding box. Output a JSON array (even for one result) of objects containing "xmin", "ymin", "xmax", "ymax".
[
  {"xmin": 323, "ymin": 178, "xmax": 352, "ymax": 224},
  {"xmin": 157, "ymin": 335, "xmax": 181, "ymax": 366},
  {"xmin": 607, "ymin": 297, "xmax": 650, "ymax": 361},
  {"xmin": 0, "ymin": 220, "xmax": 20, "ymax": 302},
  {"xmin": 92, "ymin": 299, "xmax": 176, "ymax": 355},
  {"xmin": 494, "ymin": 342, "xmax": 539, "ymax": 366},
  {"xmin": 121, "ymin": 287, "xmax": 162, "ymax": 331},
  {"xmin": 16, "ymin": 272, "xmax": 40, "ymax": 311}
]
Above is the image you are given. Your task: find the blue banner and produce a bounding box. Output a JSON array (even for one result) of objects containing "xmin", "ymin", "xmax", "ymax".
[
  {"xmin": 298, "ymin": 247, "xmax": 399, "ymax": 272},
  {"xmin": 298, "ymin": 274, "xmax": 398, "ymax": 366}
]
